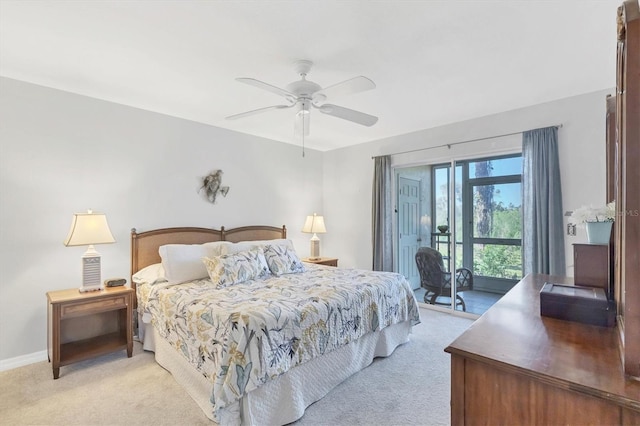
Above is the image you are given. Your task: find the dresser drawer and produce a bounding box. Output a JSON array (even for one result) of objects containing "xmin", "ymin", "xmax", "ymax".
[{"xmin": 61, "ymin": 295, "xmax": 128, "ymax": 318}]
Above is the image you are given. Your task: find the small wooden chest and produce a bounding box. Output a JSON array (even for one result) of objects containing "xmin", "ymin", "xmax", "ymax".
[{"xmin": 540, "ymin": 282, "xmax": 615, "ymax": 327}]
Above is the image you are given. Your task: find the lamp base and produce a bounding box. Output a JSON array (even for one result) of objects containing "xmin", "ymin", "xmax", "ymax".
[
  {"xmin": 80, "ymin": 247, "xmax": 104, "ymax": 292},
  {"xmin": 79, "ymin": 285, "xmax": 103, "ymax": 293},
  {"xmin": 309, "ymin": 234, "xmax": 320, "ymax": 259}
]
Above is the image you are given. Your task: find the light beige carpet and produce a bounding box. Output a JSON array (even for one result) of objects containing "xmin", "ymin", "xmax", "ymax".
[{"xmin": 0, "ymin": 308, "xmax": 473, "ymax": 426}]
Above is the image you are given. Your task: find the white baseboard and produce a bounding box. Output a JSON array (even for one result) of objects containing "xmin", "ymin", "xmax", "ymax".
[{"xmin": 0, "ymin": 350, "xmax": 48, "ymax": 372}]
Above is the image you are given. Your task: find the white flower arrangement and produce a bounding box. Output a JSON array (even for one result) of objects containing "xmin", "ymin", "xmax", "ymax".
[{"xmin": 571, "ymin": 201, "xmax": 616, "ymax": 225}]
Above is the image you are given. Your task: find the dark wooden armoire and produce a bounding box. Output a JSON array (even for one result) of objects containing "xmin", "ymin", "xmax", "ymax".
[{"xmin": 611, "ymin": 0, "xmax": 640, "ymax": 378}]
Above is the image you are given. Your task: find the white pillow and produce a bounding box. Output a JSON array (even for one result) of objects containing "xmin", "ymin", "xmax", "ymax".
[
  {"xmin": 132, "ymin": 263, "xmax": 167, "ymax": 285},
  {"xmin": 159, "ymin": 241, "xmax": 231, "ymax": 284},
  {"xmin": 202, "ymin": 248, "xmax": 270, "ymax": 288},
  {"xmin": 220, "ymin": 239, "xmax": 294, "ymax": 255}
]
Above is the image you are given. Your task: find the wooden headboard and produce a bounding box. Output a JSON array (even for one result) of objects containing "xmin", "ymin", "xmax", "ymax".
[
  {"xmin": 130, "ymin": 225, "xmax": 287, "ymax": 278},
  {"xmin": 221, "ymin": 225, "xmax": 288, "ymax": 243}
]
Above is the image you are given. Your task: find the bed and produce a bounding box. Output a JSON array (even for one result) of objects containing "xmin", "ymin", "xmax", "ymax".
[{"xmin": 130, "ymin": 225, "xmax": 421, "ymax": 425}]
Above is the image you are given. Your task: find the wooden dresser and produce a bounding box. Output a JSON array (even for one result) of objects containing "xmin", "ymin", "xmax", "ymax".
[{"xmin": 445, "ymin": 274, "xmax": 640, "ymax": 425}]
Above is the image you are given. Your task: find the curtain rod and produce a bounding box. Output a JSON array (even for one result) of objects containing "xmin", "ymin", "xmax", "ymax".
[{"xmin": 371, "ymin": 124, "xmax": 563, "ymax": 159}]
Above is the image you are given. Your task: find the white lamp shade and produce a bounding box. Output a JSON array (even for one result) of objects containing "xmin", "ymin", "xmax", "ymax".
[
  {"xmin": 302, "ymin": 214, "xmax": 327, "ymax": 234},
  {"xmin": 64, "ymin": 211, "xmax": 116, "ymax": 246}
]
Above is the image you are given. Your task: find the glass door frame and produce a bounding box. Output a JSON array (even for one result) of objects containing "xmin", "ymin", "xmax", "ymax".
[{"xmin": 392, "ymin": 147, "xmax": 522, "ymax": 317}]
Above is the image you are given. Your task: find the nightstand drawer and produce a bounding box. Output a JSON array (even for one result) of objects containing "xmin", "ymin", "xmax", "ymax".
[{"xmin": 61, "ymin": 296, "xmax": 127, "ymax": 318}]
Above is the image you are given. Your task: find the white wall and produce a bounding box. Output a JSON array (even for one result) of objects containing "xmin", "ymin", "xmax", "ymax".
[
  {"xmin": 0, "ymin": 77, "xmax": 613, "ymax": 363},
  {"xmin": 322, "ymin": 89, "xmax": 613, "ymax": 274},
  {"xmin": 0, "ymin": 77, "xmax": 324, "ymax": 362}
]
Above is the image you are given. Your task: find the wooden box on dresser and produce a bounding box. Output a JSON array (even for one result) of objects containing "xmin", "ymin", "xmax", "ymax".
[{"xmin": 47, "ymin": 286, "xmax": 134, "ymax": 379}]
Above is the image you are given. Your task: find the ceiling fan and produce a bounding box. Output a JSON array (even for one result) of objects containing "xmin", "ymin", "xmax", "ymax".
[{"xmin": 226, "ymin": 60, "xmax": 378, "ymax": 136}]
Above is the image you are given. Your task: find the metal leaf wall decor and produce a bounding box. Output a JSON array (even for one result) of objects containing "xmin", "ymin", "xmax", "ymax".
[{"xmin": 199, "ymin": 170, "xmax": 229, "ymax": 204}]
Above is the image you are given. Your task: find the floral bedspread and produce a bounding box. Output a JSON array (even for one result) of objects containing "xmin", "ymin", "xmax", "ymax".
[{"xmin": 140, "ymin": 264, "xmax": 420, "ymax": 421}]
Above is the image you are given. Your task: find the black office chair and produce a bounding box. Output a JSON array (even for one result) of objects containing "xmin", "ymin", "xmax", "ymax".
[{"xmin": 415, "ymin": 246, "xmax": 473, "ymax": 311}]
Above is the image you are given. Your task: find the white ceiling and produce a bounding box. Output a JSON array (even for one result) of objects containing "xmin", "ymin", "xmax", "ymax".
[{"xmin": 0, "ymin": 0, "xmax": 619, "ymax": 151}]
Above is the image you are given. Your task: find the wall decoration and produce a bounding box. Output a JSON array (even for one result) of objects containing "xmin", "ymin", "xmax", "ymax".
[{"xmin": 199, "ymin": 170, "xmax": 229, "ymax": 204}]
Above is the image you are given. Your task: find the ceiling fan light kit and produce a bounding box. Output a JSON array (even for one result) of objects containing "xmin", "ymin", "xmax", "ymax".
[{"xmin": 227, "ymin": 60, "xmax": 378, "ymax": 139}]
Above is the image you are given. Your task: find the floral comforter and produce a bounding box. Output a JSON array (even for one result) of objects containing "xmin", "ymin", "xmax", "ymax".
[{"xmin": 140, "ymin": 264, "xmax": 420, "ymax": 421}]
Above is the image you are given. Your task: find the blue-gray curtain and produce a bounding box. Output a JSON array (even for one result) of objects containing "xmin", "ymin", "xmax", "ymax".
[
  {"xmin": 523, "ymin": 127, "xmax": 566, "ymax": 276},
  {"xmin": 372, "ymin": 155, "xmax": 393, "ymax": 271}
]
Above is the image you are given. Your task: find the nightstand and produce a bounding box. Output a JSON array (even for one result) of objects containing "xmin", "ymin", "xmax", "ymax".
[
  {"xmin": 47, "ymin": 286, "xmax": 134, "ymax": 379},
  {"xmin": 302, "ymin": 257, "xmax": 338, "ymax": 267}
]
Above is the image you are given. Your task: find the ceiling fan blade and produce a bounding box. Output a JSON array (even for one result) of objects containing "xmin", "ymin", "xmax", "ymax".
[
  {"xmin": 226, "ymin": 104, "xmax": 294, "ymax": 120},
  {"xmin": 294, "ymin": 111, "xmax": 310, "ymax": 136},
  {"xmin": 313, "ymin": 76, "xmax": 375, "ymax": 101},
  {"xmin": 317, "ymin": 104, "xmax": 378, "ymax": 127},
  {"xmin": 236, "ymin": 78, "xmax": 296, "ymax": 102}
]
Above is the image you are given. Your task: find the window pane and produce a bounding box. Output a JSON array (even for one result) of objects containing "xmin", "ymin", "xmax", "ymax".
[
  {"xmin": 472, "ymin": 183, "xmax": 522, "ymax": 238},
  {"xmin": 470, "ymin": 156, "xmax": 522, "ymax": 178},
  {"xmin": 473, "ymin": 244, "xmax": 522, "ymax": 279},
  {"xmin": 455, "ymin": 165, "xmax": 462, "ymax": 243},
  {"xmin": 455, "ymin": 242, "xmax": 463, "ymax": 270},
  {"xmin": 434, "ymin": 167, "xmax": 449, "ymax": 230}
]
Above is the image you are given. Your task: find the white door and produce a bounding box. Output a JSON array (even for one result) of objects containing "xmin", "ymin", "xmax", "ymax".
[{"xmin": 398, "ymin": 177, "xmax": 421, "ymax": 289}]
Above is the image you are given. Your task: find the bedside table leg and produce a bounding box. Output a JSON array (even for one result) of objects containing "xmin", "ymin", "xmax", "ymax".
[
  {"xmin": 53, "ymin": 367, "xmax": 59, "ymax": 379},
  {"xmin": 126, "ymin": 293, "xmax": 133, "ymax": 358}
]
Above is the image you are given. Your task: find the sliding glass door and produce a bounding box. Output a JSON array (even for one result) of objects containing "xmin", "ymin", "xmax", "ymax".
[{"xmin": 398, "ymin": 153, "xmax": 523, "ymax": 316}]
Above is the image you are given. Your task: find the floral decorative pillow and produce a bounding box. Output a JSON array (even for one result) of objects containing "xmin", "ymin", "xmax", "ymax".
[
  {"xmin": 219, "ymin": 239, "xmax": 294, "ymax": 255},
  {"xmin": 263, "ymin": 244, "xmax": 305, "ymax": 276},
  {"xmin": 202, "ymin": 248, "xmax": 270, "ymax": 288}
]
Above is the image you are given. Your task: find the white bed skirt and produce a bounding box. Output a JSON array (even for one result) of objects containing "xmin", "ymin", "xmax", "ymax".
[{"xmin": 139, "ymin": 315, "xmax": 412, "ymax": 425}]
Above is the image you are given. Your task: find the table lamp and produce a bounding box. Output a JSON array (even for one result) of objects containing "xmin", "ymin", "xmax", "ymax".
[
  {"xmin": 302, "ymin": 213, "xmax": 326, "ymax": 260},
  {"xmin": 64, "ymin": 210, "xmax": 115, "ymax": 292}
]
